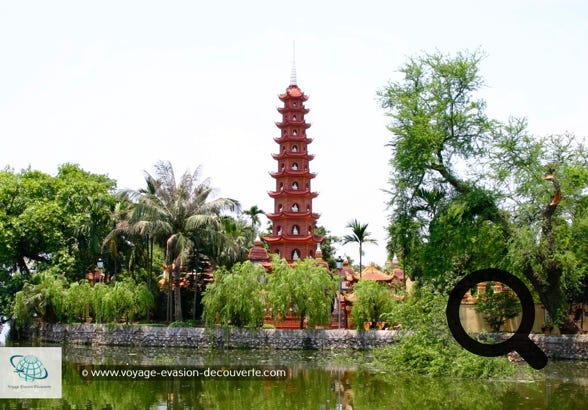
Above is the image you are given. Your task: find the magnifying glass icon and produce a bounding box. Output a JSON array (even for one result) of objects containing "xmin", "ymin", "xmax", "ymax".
[{"xmin": 446, "ymin": 268, "xmax": 548, "ymax": 370}]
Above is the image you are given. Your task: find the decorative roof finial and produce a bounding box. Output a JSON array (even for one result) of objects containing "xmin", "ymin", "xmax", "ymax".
[{"xmin": 290, "ymin": 40, "xmax": 297, "ymax": 86}]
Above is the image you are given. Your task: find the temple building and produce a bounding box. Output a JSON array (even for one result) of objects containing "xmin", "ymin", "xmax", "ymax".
[{"xmin": 263, "ymin": 66, "xmax": 322, "ymax": 261}]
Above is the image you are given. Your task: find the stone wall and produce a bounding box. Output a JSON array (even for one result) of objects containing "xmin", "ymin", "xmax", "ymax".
[
  {"xmin": 25, "ymin": 323, "xmax": 398, "ymax": 350},
  {"xmin": 23, "ymin": 323, "xmax": 588, "ymax": 359}
]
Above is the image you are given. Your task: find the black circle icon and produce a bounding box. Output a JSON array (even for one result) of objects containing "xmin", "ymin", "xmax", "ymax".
[{"xmin": 446, "ymin": 268, "xmax": 548, "ymax": 370}]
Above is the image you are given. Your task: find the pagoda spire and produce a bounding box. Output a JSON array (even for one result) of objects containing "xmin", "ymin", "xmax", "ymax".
[{"xmin": 290, "ymin": 41, "xmax": 297, "ymax": 86}]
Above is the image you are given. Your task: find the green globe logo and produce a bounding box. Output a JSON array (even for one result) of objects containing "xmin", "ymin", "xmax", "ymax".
[{"xmin": 10, "ymin": 354, "xmax": 49, "ymax": 381}]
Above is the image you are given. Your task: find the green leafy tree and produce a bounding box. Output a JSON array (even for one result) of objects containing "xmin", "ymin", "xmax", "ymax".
[
  {"xmin": 266, "ymin": 257, "xmax": 338, "ymax": 329},
  {"xmin": 315, "ymin": 225, "xmax": 340, "ymax": 270},
  {"xmin": 0, "ymin": 271, "xmax": 25, "ymax": 316},
  {"xmin": 0, "ymin": 165, "xmax": 116, "ymax": 277},
  {"xmin": 342, "ymin": 219, "xmax": 377, "ymax": 275},
  {"xmin": 474, "ymin": 283, "xmax": 521, "ymax": 332},
  {"xmin": 14, "ymin": 274, "xmax": 154, "ymax": 325},
  {"xmin": 492, "ymin": 131, "xmax": 588, "ymax": 333},
  {"xmin": 350, "ymin": 280, "xmax": 396, "ymax": 329},
  {"xmin": 201, "ymin": 261, "xmax": 266, "ymax": 328},
  {"xmin": 102, "ymin": 193, "xmax": 155, "ymax": 281},
  {"xmin": 99, "ymin": 279, "xmax": 153, "ymax": 323},
  {"xmin": 379, "ymin": 50, "xmax": 588, "ymax": 333}
]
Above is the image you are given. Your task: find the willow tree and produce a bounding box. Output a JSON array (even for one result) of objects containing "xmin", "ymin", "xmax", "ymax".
[
  {"xmin": 201, "ymin": 261, "xmax": 266, "ymax": 328},
  {"xmin": 266, "ymin": 257, "xmax": 338, "ymax": 329},
  {"xmin": 379, "ymin": 50, "xmax": 587, "ymax": 333}
]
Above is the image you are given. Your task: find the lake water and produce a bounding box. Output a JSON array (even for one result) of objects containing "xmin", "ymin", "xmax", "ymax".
[{"xmin": 0, "ymin": 344, "xmax": 587, "ymax": 409}]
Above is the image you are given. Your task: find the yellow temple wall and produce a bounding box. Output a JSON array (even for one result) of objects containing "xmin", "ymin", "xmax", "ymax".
[{"xmin": 458, "ymin": 303, "xmax": 553, "ymax": 335}]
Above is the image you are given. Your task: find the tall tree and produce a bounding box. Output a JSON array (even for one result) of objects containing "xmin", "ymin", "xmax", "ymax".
[
  {"xmin": 491, "ymin": 130, "xmax": 588, "ymax": 333},
  {"xmin": 243, "ymin": 205, "xmax": 265, "ymax": 235},
  {"xmin": 342, "ymin": 219, "xmax": 377, "ymax": 275},
  {"xmin": 379, "ymin": 50, "xmax": 588, "ymax": 333},
  {"xmin": 120, "ymin": 161, "xmax": 239, "ymax": 322},
  {"xmin": 0, "ymin": 165, "xmax": 115, "ymax": 277}
]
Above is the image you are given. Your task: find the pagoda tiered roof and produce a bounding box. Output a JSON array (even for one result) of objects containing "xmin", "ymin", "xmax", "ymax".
[
  {"xmin": 264, "ymin": 234, "xmax": 322, "ymax": 244},
  {"xmin": 268, "ymin": 189, "xmax": 318, "ymax": 199},
  {"xmin": 265, "ymin": 210, "xmax": 320, "ymax": 220},
  {"xmin": 272, "ymin": 152, "xmax": 314, "ymax": 160},
  {"xmin": 277, "ymin": 106, "xmax": 309, "ymax": 114},
  {"xmin": 273, "ymin": 136, "xmax": 313, "ymax": 144},
  {"xmin": 278, "ymin": 85, "xmax": 308, "ymax": 101},
  {"xmin": 269, "ymin": 170, "xmax": 317, "ymax": 178},
  {"xmin": 274, "ymin": 121, "xmax": 312, "ymax": 130}
]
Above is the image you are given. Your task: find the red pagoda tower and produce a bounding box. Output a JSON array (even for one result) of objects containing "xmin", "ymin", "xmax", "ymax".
[{"xmin": 263, "ymin": 66, "xmax": 322, "ymax": 262}]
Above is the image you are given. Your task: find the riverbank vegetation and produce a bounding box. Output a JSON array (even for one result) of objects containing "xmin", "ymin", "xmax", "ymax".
[{"xmin": 374, "ymin": 285, "xmax": 524, "ymax": 378}]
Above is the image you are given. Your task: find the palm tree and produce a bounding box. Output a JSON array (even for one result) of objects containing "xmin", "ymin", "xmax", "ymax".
[
  {"xmin": 214, "ymin": 216, "xmax": 252, "ymax": 267},
  {"xmin": 342, "ymin": 219, "xmax": 378, "ymax": 276},
  {"xmin": 243, "ymin": 205, "xmax": 265, "ymax": 234},
  {"xmin": 114, "ymin": 161, "xmax": 239, "ymax": 322}
]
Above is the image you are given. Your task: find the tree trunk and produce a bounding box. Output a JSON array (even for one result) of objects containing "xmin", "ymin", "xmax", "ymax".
[
  {"xmin": 535, "ymin": 279, "xmax": 579, "ymax": 334},
  {"xmin": 522, "ymin": 174, "xmax": 579, "ymax": 334},
  {"xmin": 166, "ymin": 235, "xmax": 177, "ymax": 323},
  {"xmin": 192, "ymin": 285, "xmax": 197, "ymax": 322},
  {"xmin": 166, "ymin": 267, "xmax": 173, "ymax": 323},
  {"xmin": 17, "ymin": 257, "xmax": 31, "ymax": 275},
  {"xmin": 359, "ymin": 243, "xmax": 363, "ymax": 276},
  {"xmin": 173, "ymin": 264, "xmax": 183, "ymax": 322}
]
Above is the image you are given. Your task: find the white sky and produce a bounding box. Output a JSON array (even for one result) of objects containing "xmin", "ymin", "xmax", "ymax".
[{"xmin": 1, "ymin": 0, "xmax": 587, "ymax": 266}]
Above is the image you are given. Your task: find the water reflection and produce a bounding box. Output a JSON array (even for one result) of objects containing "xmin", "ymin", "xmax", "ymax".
[{"xmin": 0, "ymin": 346, "xmax": 586, "ymax": 409}]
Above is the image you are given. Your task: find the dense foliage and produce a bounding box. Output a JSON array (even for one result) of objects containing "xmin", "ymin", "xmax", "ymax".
[
  {"xmin": 266, "ymin": 257, "xmax": 338, "ymax": 329},
  {"xmin": 107, "ymin": 160, "xmax": 241, "ymax": 322},
  {"xmin": 0, "ymin": 164, "xmax": 116, "ymax": 277},
  {"xmin": 350, "ymin": 280, "xmax": 396, "ymax": 329},
  {"xmin": 201, "ymin": 261, "xmax": 266, "ymax": 328},
  {"xmin": 201, "ymin": 257, "xmax": 338, "ymax": 329},
  {"xmin": 377, "ymin": 284, "xmax": 522, "ymax": 378},
  {"xmin": 13, "ymin": 272, "xmax": 153, "ymax": 327},
  {"xmin": 379, "ymin": 50, "xmax": 588, "ymax": 332}
]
